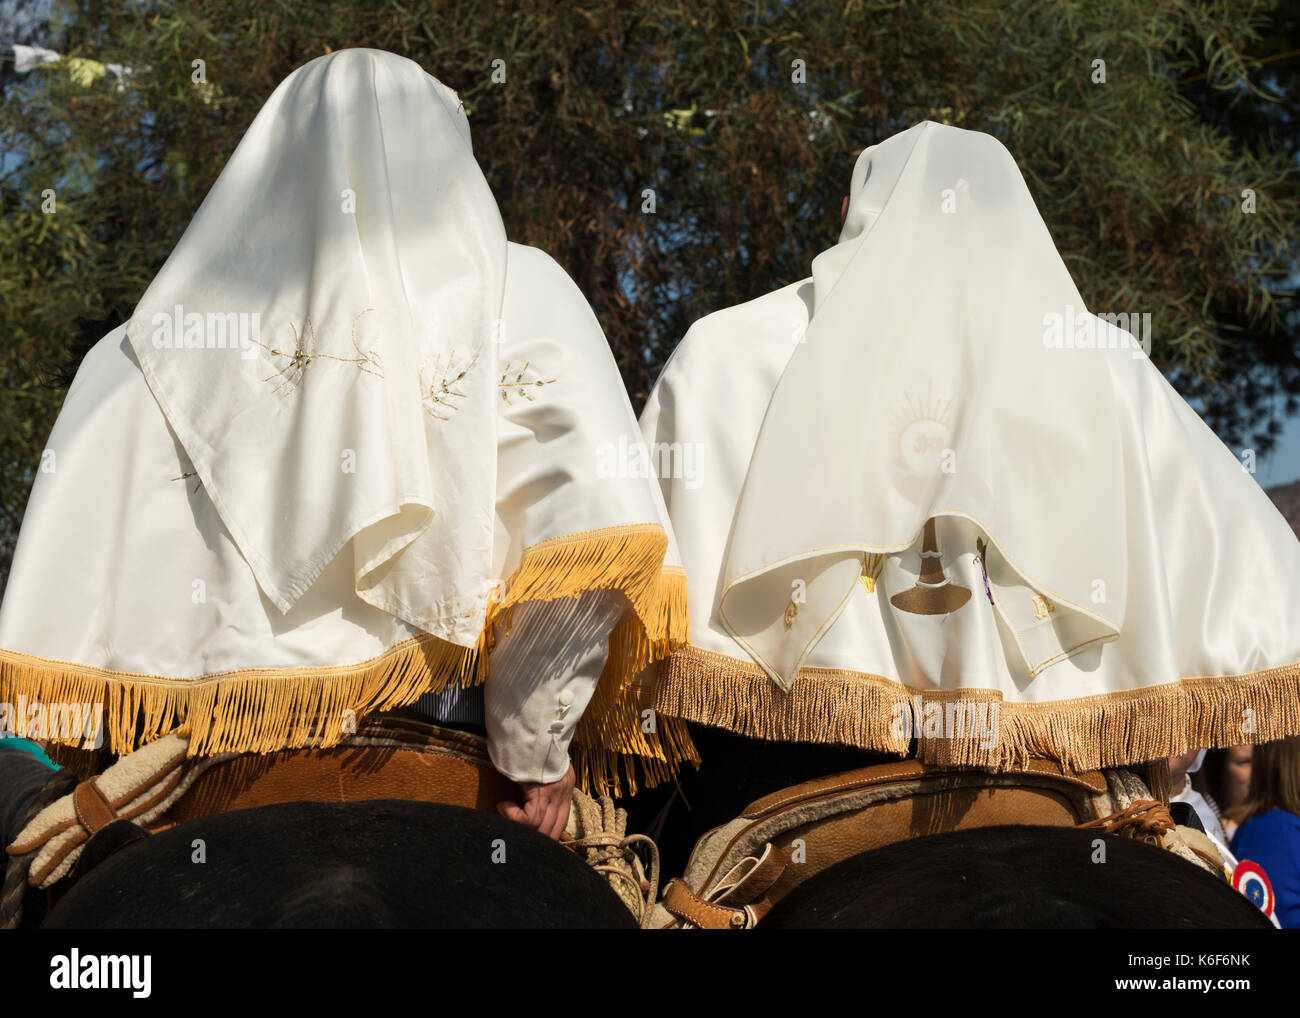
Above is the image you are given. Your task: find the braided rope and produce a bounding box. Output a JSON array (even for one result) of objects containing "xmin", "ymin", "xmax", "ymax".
[
  {"xmin": 1077, "ymin": 798, "xmax": 1176, "ymax": 848},
  {"xmin": 0, "ymin": 767, "xmax": 78, "ymax": 929},
  {"xmin": 564, "ymin": 789, "xmax": 661, "ymax": 927},
  {"xmin": 567, "ymin": 830, "xmax": 661, "ymax": 928}
]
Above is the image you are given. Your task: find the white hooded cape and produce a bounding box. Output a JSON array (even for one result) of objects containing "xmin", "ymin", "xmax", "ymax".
[
  {"xmin": 0, "ymin": 50, "xmax": 692, "ymax": 795},
  {"xmin": 641, "ymin": 121, "xmax": 1300, "ymax": 771}
]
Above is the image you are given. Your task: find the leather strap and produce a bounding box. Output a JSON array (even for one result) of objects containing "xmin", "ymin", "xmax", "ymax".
[
  {"xmin": 1077, "ymin": 799, "xmax": 1174, "ymax": 847},
  {"xmin": 71, "ymin": 781, "xmax": 117, "ymax": 836},
  {"xmin": 662, "ymin": 880, "xmax": 749, "ymax": 930},
  {"xmin": 740, "ymin": 844, "xmax": 785, "ymax": 900},
  {"xmin": 724, "ymin": 845, "xmax": 786, "ymax": 926},
  {"xmin": 666, "ymin": 842, "xmax": 788, "ymax": 929},
  {"xmin": 714, "ymin": 843, "xmax": 786, "ymax": 904}
]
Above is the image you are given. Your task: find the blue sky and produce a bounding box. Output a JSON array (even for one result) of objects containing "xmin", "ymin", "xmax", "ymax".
[{"xmin": 1259, "ymin": 412, "xmax": 1300, "ymax": 488}]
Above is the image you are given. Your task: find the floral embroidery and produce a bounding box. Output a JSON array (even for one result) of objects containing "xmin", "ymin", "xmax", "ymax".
[
  {"xmin": 498, "ymin": 361, "xmax": 556, "ymax": 406},
  {"xmin": 420, "ymin": 351, "xmax": 480, "ymax": 420},
  {"xmin": 245, "ymin": 308, "xmax": 379, "ymax": 396},
  {"xmin": 346, "ymin": 308, "xmax": 383, "ymax": 379}
]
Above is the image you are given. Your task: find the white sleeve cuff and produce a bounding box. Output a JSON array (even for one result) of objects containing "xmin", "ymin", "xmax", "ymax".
[{"xmin": 484, "ymin": 588, "xmax": 626, "ymax": 784}]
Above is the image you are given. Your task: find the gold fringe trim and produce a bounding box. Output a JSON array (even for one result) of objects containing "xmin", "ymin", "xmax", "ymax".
[
  {"xmin": 0, "ymin": 634, "xmax": 478, "ymax": 762},
  {"xmin": 574, "ymin": 566, "xmax": 700, "ymax": 798},
  {"xmin": 484, "ymin": 532, "xmax": 696, "ymax": 797},
  {"xmin": 652, "ymin": 646, "xmax": 1300, "ymax": 773},
  {"xmin": 0, "ymin": 525, "xmax": 695, "ymax": 793}
]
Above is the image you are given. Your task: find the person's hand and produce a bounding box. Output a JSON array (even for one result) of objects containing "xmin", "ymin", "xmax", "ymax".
[{"xmin": 497, "ymin": 761, "xmax": 575, "ymax": 840}]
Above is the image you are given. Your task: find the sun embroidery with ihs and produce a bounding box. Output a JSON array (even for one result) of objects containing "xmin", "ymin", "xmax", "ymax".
[
  {"xmin": 890, "ymin": 380, "xmax": 954, "ymax": 477},
  {"xmin": 419, "ymin": 351, "xmax": 480, "ymax": 420},
  {"xmin": 498, "ymin": 361, "xmax": 556, "ymax": 406},
  {"xmin": 245, "ymin": 308, "xmax": 380, "ymax": 396}
]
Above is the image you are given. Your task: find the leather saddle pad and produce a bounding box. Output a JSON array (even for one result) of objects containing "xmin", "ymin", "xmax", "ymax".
[
  {"xmin": 160, "ymin": 714, "xmax": 514, "ymax": 827},
  {"xmin": 732, "ymin": 759, "xmax": 1108, "ymax": 902},
  {"xmin": 659, "ymin": 758, "xmax": 1112, "ymax": 927}
]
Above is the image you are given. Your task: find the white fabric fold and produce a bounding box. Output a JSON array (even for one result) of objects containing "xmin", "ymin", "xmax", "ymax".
[{"xmin": 124, "ymin": 48, "xmax": 506, "ymax": 646}]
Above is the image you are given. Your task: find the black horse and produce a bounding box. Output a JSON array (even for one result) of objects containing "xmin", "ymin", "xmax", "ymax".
[
  {"xmin": 41, "ymin": 800, "xmax": 635, "ymax": 929},
  {"xmin": 0, "ymin": 747, "xmax": 632, "ymax": 929},
  {"xmin": 1, "ymin": 736, "xmax": 1271, "ymax": 929},
  {"xmin": 759, "ymin": 824, "xmax": 1272, "ymax": 929},
  {"xmin": 625, "ymin": 725, "xmax": 1270, "ymax": 929}
]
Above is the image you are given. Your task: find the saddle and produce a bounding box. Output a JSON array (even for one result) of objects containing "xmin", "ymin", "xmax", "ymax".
[
  {"xmin": 3, "ymin": 715, "xmax": 656, "ymax": 929},
  {"xmin": 652, "ymin": 759, "xmax": 1216, "ymax": 929},
  {"xmin": 165, "ymin": 714, "xmax": 514, "ymax": 825},
  {"xmin": 4, "ymin": 715, "xmax": 514, "ymax": 900},
  {"xmin": 4, "ymin": 730, "xmax": 1216, "ymax": 931}
]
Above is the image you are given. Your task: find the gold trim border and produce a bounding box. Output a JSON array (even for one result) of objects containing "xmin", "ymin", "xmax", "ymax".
[
  {"xmin": 651, "ymin": 645, "xmax": 1300, "ymax": 772},
  {"xmin": 0, "ymin": 524, "xmax": 695, "ymax": 797}
]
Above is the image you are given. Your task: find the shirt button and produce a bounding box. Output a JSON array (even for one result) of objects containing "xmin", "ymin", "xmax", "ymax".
[{"xmin": 558, "ymin": 689, "xmax": 573, "ymax": 707}]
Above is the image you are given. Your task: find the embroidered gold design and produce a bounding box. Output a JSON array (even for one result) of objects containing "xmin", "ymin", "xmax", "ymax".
[
  {"xmin": 345, "ymin": 308, "xmax": 383, "ymax": 379},
  {"xmin": 859, "ymin": 553, "xmax": 886, "ymax": 594},
  {"xmin": 1032, "ymin": 594, "xmax": 1057, "ymax": 620},
  {"xmin": 890, "ymin": 518, "xmax": 971, "ymax": 616},
  {"xmin": 499, "ymin": 361, "xmax": 556, "ymax": 406},
  {"xmin": 783, "ymin": 600, "xmax": 799, "ymax": 629},
  {"xmin": 890, "ymin": 380, "xmax": 954, "ymax": 474},
  {"xmin": 245, "ymin": 308, "xmax": 379, "ymax": 396},
  {"xmin": 420, "ymin": 351, "xmax": 480, "ymax": 420}
]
